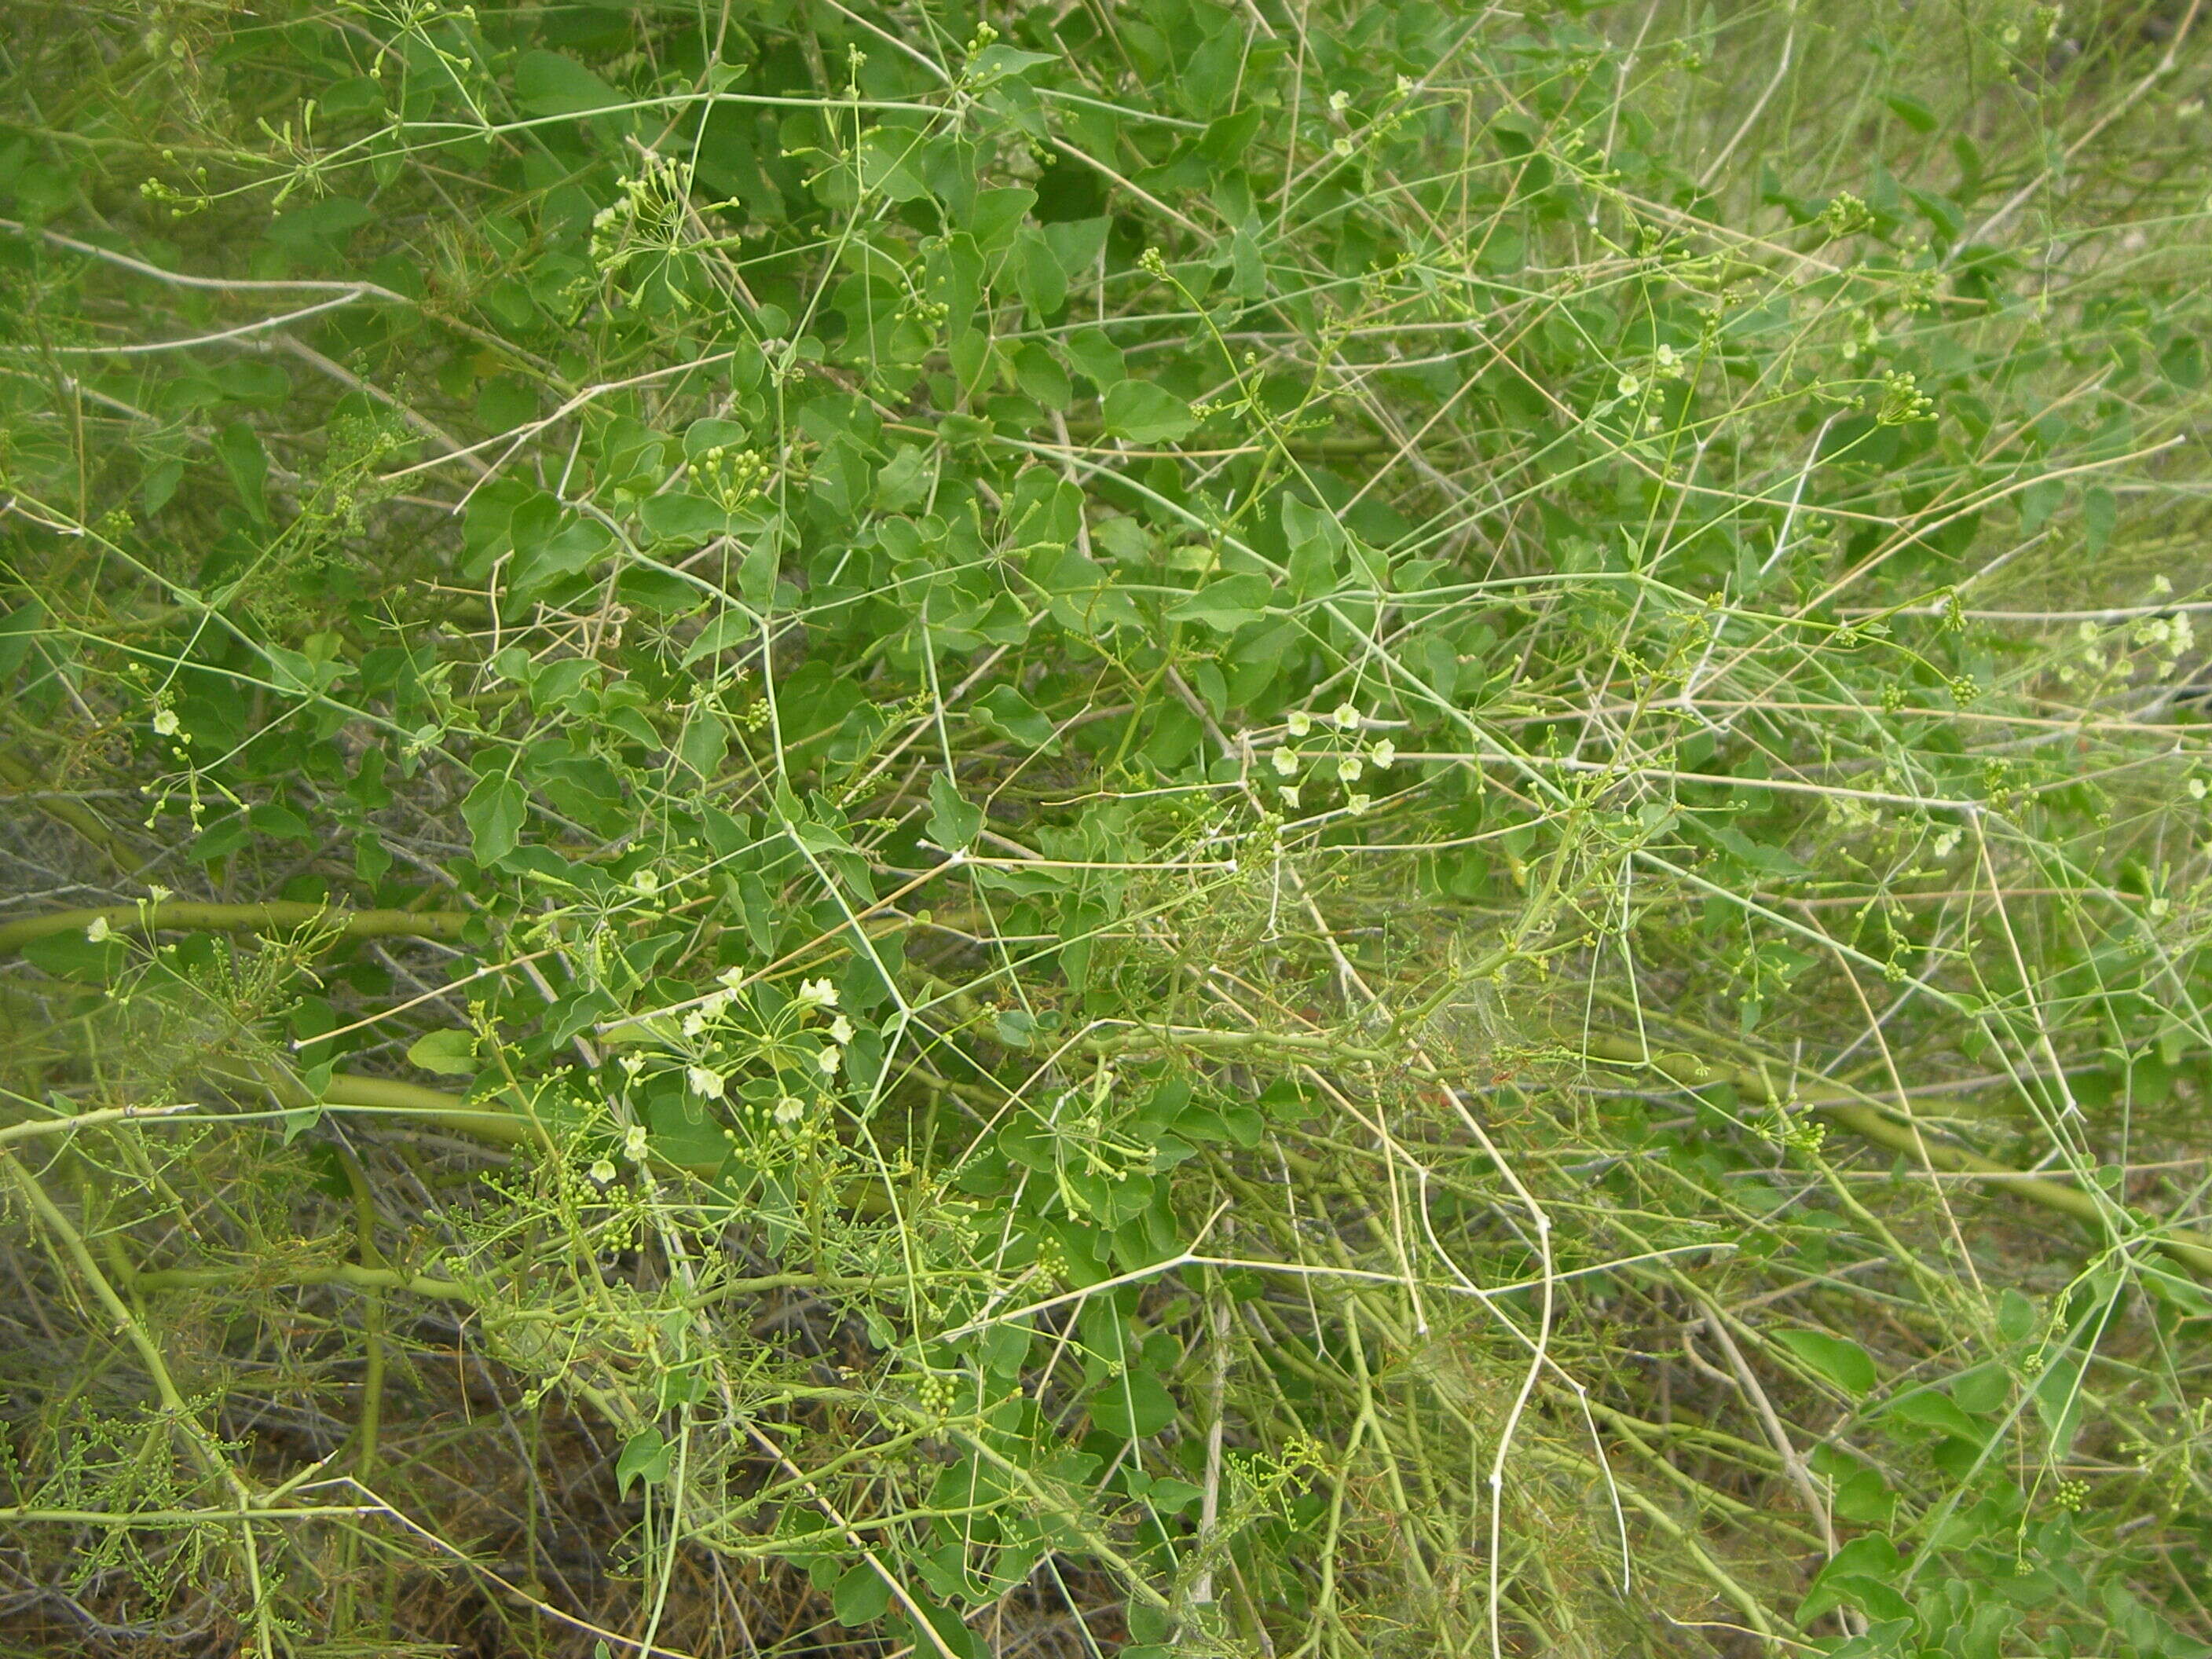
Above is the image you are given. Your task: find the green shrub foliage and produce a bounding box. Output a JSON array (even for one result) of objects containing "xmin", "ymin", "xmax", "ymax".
[{"xmin": 4, "ymin": 2, "xmax": 2212, "ymax": 1657}]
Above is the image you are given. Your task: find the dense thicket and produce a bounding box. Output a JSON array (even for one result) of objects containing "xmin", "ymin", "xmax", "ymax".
[{"xmin": 5, "ymin": 3, "xmax": 2212, "ymax": 1657}]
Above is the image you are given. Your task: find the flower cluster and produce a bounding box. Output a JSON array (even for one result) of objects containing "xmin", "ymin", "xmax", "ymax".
[
  {"xmin": 588, "ymin": 151, "xmax": 694, "ymax": 281},
  {"xmin": 688, "ymin": 445, "xmax": 772, "ymax": 512},
  {"xmin": 1266, "ymin": 706, "xmax": 1398, "ymax": 815}
]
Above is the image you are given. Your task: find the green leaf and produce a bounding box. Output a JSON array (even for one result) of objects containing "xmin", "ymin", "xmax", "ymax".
[
  {"xmin": 1012, "ymin": 225, "xmax": 1067, "ymax": 320},
  {"xmin": 1705, "ymin": 822, "xmax": 1811, "ymax": 877},
  {"xmin": 1884, "ymin": 93, "xmax": 1937, "ymax": 134},
  {"xmin": 1882, "ymin": 1388, "xmax": 1984, "ymax": 1441},
  {"xmin": 214, "ymin": 422, "xmax": 269, "ymax": 524},
  {"xmin": 281, "ymin": 1063, "xmax": 328, "ymax": 1144},
  {"xmin": 1064, "ymin": 326, "xmax": 1125, "ymax": 388},
  {"xmin": 928, "ymin": 771, "xmax": 983, "ymax": 851},
  {"xmin": 683, "ymin": 610, "xmax": 753, "ymax": 667},
  {"xmin": 1141, "ymin": 1475, "xmax": 1206, "ymax": 1515},
  {"xmin": 638, "ymin": 493, "xmax": 734, "ymax": 544},
  {"xmin": 969, "ymin": 43, "xmax": 1058, "ymax": 82},
  {"xmin": 511, "ymin": 516, "xmax": 616, "ymax": 597},
  {"xmin": 212, "ymin": 360, "xmax": 291, "ymax": 408},
  {"xmin": 2083, "ymin": 485, "xmax": 2116, "ymax": 555},
  {"xmin": 0, "ymin": 598, "xmax": 40, "ymax": 679},
  {"xmin": 247, "ymin": 800, "xmax": 310, "ymax": 838},
  {"xmin": 266, "ymin": 196, "xmax": 374, "ymax": 256},
  {"xmin": 677, "ymin": 708, "xmax": 729, "ymax": 778},
  {"xmin": 646, "ymin": 1092, "xmax": 729, "ymax": 1173},
  {"xmin": 1102, "ymin": 381, "xmax": 1196, "ymax": 445},
  {"xmin": 998, "ymin": 1113, "xmax": 1050, "ymax": 1171},
  {"xmin": 2020, "ymin": 476, "xmax": 2065, "ymax": 534},
  {"xmin": 657, "ymin": 1364, "xmax": 710, "ymax": 1410},
  {"xmin": 461, "ymin": 772, "xmax": 528, "ymax": 866},
  {"xmin": 906, "ymin": 1597, "xmax": 990, "ymax": 1659},
  {"xmin": 1168, "ymin": 571, "xmax": 1274, "ymax": 632},
  {"xmin": 21, "ymin": 930, "xmax": 126, "ymax": 983},
  {"xmin": 1798, "ymin": 1533, "xmax": 1904, "ymax": 1625},
  {"xmin": 1228, "ymin": 222, "xmax": 1266, "ymax": 298},
  {"xmin": 833, "ymin": 1562, "xmax": 892, "ymax": 1627},
  {"xmin": 1819, "ymin": 1532, "xmax": 1899, "ymax": 1581},
  {"xmin": 972, "ymin": 684, "xmax": 1060, "ymax": 752},
  {"xmin": 1949, "ymin": 1361, "xmax": 2009, "ymax": 1415},
  {"xmin": 1042, "ymin": 217, "xmax": 1109, "ymax": 280},
  {"xmin": 2032, "ymin": 1352, "xmax": 2086, "ymax": 1454},
  {"xmin": 265, "ymin": 642, "xmax": 344, "ymax": 698},
  {"xmin": 738, "ymin": 523, "xmax": 783, "ymax": 608},
  {"xmin": 1012, "ymin": 342, "xmax": 1072, "ymax": 410},
  {"xmin": 141, "ymin": 456, "xmax": 185, "ymax": 514},
  {"xmin": 1090, "ymin": 1371, "xmax": 1175, "ymax": 1438},
  {"xmin": 1833, "ymin": 1467, "xmax": 1895, "ymax": 1524},
  {"xmin": 963, "ymin": 185, "xmax": 1035, "ymax": 251},
  {"xmin": 1770, "ymin": 1328, "xmax": 1877, "ymax": 1396},
  {"xmin": 1283, "ymin": 495, "xmax": 1346, "ymax": 599},
  {"xmin": 875, "ymin": 443, "xmax": 933, "ymax": 509},
  {"xmin": 856, "ymin": 129, "xmax": 930, "ymax": 201},
  {"xmin": 406, "ymin": 1029, "xmax": 478, "ymax": 1077},
  {"xmin": 515, "ymin": 49, "xmax": 621, "ymax": 117},
  {"xmin": 615, "ymin": 1426, "xmax": 670, "ymax": 1496}
]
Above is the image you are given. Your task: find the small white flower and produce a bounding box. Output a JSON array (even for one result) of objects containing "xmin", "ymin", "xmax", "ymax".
[
  {"xmin": 1396, "ymin": 75, "xmax": 1414, "ymax": 97},
  {"xmin": 816, "ymin": 1046, "xmax": 842, "ymax": 1077},
  {"xmin": 623, "ymin": 1123, "xmax": 650, "ymax": 1163},
  {"xmin": 1617, "ymin": 372, "xmax": 1640, "ymax": 397},
  {"xmin": 1277, "ymin": 785, "xmax": 1302, "ymax": 810},
  {"xmin": 2192, "ymin": 778, "xmax": 2208, "ymax": 800},
  {"xmin": 1286, "ymin": 711, "xmax": 1313, "ymax": 738},
  {"xmin": 1655, "ymin": 344, "xmax": 1677, "ymax": 371},
  {"xmin": 701, "ymin": 989, "xmax": 733, "ymax": 1018},
  {"xmin": 1272, "ymin": 746, "xmax": 1301, "ymax": 776},
  {"xmin": 588, "ymin": 1158, "xmax": 619, "ymax": 1186},
  {"xmin": 1337, "ymin": 754, "xmax": 1364, "ymax": 784},
  {"xmin": 86, "ymin": 915, "xmax": 112, "ymax": 943},
  {"xmin": 681, "ymin": 1011, "xmax": 708, "ymax": 1037},
  {"xmin": 1328, "ymin": 89, "xmax": 1350, "ymax": 113},
  {"xmin": 147, "ymin": 884, "xmax": 173, "ymax": 902},
  {"xmin": 1370, "ymin": 738, "xmax": 1396, "ymax": 769},
  {"xmin": 687, "ymin": 1064, "xmax": 727, "ymax": 1100},
  {"xmin": 152, "ymin": 709, "xmax": 180, "ymax": 737},
  {"xmin": 796, "ymin": 977, "xmax": 839, "ymax": 1013},
  {"xmin": 1332, "ymin": 702, "xmax": 1360, "ymax": 731},
  {"xmin": 775, "ymin": 1095, "xmax": 806, "ymax": 1126},
  {"xmin": 828, "ymin": 1014, "xmax": 854, "ymax": 1046},
  {"xmin": 716, "ymin": 965, "xmax": 746, "ymax": 992},
  {"xmin": 619, "ymin": 1053, "xmax": 647, "ymax": 1079},
  {"xmin": 1346, "ymin": 793, "xmax": 1372, "ymax": 815},
  {"xmin": 630, "ymin": 867, "xmax": 659, "ymax": 897},
  {"xmin": 2152, "ymin": 573, "xmax": 2174, "ymax": 597}
]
